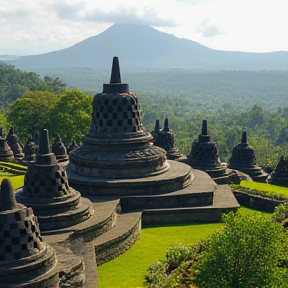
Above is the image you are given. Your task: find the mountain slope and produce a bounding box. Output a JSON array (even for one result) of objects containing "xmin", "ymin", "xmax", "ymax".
[{"xmin": 9, "ymin": 23, "xmax": 288, "ymax": 71}]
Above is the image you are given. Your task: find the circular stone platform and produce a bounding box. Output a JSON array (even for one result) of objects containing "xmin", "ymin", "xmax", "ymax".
[{"xmin": 68, "ymin": 160, "xmax": 194, "ymax": 196}]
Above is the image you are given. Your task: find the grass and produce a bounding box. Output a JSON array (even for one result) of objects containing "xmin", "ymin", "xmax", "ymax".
[
  {"xmin": 235, "ymin": 180, "xmax": 288, "ymax": 199},
  {"xmin": 0, "ymin": 169, "xmax": 275, "ymax": 287},
  {"xmin": 0, "ymin": 161, "xmax": 27, "ymax": 190},
  {"xmin": 97, "ymin": 207, "xmax": 269, "ymax": 288}
]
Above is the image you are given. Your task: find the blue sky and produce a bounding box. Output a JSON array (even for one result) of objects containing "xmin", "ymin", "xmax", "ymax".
[{"xmin": 0, "ymin": 0, "xmax": 287, "ymax": 55}]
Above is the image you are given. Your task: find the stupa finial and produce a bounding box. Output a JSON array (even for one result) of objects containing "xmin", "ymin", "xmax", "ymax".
[
  {"xmin": 39, "ymin": 129, "xmax": 50, "ymax": 155},
  {"xmin": 202, "ymin": 120, "xmax": 208, "ymax": 135},
  {"xmin": 8, "ymin": 126, "xmax": 14, "ymax": 135},
  {"xmin": 0, "ymin": 179, "xmax": 17, "ymax": 211},
  {"xmin": 241, "ymin": 131, "xmax": 247, "ymax": 144},
  {"xmin": 103, "ymin": 57, "xmax": 129, "ymax": 93},
  {"xmin": 36, "ymin": 129, "xmax": 57, "ymax": 165},
  {"xmin": 154, "ymin": 120, "xmax": 160, "ymax": 134},
  {"xmin": 163, "ymin": 118, "xmax": 169, "ymax": 132},
  {"xmin": 110, "ymin": 56, "xmax": 121, "ymax": 83}
]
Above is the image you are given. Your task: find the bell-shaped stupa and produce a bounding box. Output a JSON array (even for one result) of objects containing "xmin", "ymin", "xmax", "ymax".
[
  {"xmin": 0, "ymin": 179, "xmax": 58, "ymax": 286},
  {"xmin": 0, "ymin": 128, "xmax": 14, "ymax": 162},
  {"xmin": 268, "ymin": 155, "xmax": 288, "ymax": 186},
  {"xmin": 186, "ymin": 120, "xmax": 229, "ymax": 184},
  {"xmin": 228, "ymin": 131, "xmax": 267, "ymax": 182},
  {"xmin": 6, "ymin": 127, "xmax": 24, "ymax": 161},
  {"xmin": 69, "ymin": 57, "xmax": 169, "ymax": 179},
  {"xmin": 154, "ymin": 118, "xmax": 186, "ymax": 161},
  {"xmin": 51, "ymin": 133, "xmax": 69, "ymax": 165},
  {"xmin": 23, "ymin": 134, "xmax": 38, "ymax": 163},
  {"xmin": 16, "ymin": 129, "xmax": 93, "ymax": 231}
]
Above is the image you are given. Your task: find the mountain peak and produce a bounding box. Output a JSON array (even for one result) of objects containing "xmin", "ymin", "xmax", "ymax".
[{"xmin": 8, "ymin": 23, "xmax": 288, "ymax": 70}]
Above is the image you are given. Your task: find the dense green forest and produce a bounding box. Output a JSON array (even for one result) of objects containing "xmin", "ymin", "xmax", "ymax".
[
  {"xmin": 33, "ymin": 68, "xmax": 288, "ymax": 112},
  {"xmin": 1, "ymin": 64, "xmax": 288, "ymax": 168},
  {"xmin": 0, "ymin": 64, "xmax": 66, "ymax": 109}
]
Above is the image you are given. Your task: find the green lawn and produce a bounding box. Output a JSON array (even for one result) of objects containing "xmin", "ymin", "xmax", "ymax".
[
  {"xmin": 97, "ymin": 207, "xmax": 268, "ymax": 288},
  {"xmin": 98, "ymin": 223, "xmax": 222, "ymax": 288},
  {"xmin": 0, "ymin": 173, "xmax": 25, "ymax": 190},
  {"xmin": 0, "ymin": 169, "xmax": 275, "ymax": 288},
  {"xmin": 239, "ymin": 180, "xmax": 288, "ymax": 199}
]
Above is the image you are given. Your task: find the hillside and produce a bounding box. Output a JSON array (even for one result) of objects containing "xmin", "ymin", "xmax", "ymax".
[{"xmin": 8, "ymin": 23, "xmax": 288, "ymax": 71}]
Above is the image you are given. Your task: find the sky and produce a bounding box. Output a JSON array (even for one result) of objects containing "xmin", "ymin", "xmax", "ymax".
[{"xmin": 0, "ymin": 0, "xmax": 287, "ymax": 55}]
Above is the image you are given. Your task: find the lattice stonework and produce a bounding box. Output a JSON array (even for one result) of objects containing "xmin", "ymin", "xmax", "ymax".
[
  {"xmin": 91, "ymin": 93, "xmax": 144, "ymax": 134},
  {"xmin": 23, "ymin": 164, "xmax": 70, "ymax": 198},
  {"xmin": 0, "ymin": 207, "xmax": 44, "ymax": 261}
]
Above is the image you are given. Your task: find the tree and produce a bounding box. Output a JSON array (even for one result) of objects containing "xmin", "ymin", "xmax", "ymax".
[
  {"xmin": 0, "ymin": 64, "xmax": 66, "ymax": 110},
  {"xmin": 0, "ymin": 110, "xmax": 9, "ymax": 131},
  {"xmin": 194, "ymin": 211, "xmax": 288, "ymax": 288},
  {"xmin": 7, "ymin": 91, "xmax": 59, "ymax": 141},
  {"xmin": 145, "ymin": 211, "xmax": 288, "ymax": 288},
  {"xmin": 49, "ymin": 89, "xmax": 93, "ymax": 144}
]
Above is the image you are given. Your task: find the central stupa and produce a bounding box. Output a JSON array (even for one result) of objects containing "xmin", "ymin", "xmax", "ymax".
[{"xmin": 69, "ymin": 57, "xmax": 169, "ymax": 179}]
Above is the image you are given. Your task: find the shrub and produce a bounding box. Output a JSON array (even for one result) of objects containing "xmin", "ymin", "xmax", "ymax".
[
  {"xmin": 194, "ymin": 211, "xmax": 288, "ymax": 288},
  {"xmin": 145, "ymin": 211, "xmax": 288, "ymax": 288}
]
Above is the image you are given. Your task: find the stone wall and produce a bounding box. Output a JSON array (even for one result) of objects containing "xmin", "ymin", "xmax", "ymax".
[
  {"xmin": 142, "ymin": 207, "xmax": 238, "ymax": 226},
  {"xmin": 233, "ymin": 190, "xmax": 283, "ymax": 212},
  {"xmin": 94, "ymin": 218, "xmax": 141, "ymax": 266}
]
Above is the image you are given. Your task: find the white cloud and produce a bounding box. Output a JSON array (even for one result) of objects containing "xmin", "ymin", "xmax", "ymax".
[{"xmin": 0, "ymin": 0, "xmax": 287, "ymax": 54}]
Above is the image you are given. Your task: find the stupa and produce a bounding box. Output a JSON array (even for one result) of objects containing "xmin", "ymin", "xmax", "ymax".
[
  {"xmin": 268, "ymin": 156, "xmax": 288, "ymax": 186},
  {"xmin": 0, "ymin": 179, "xmax": 58, "ymax": 286},
  {"xmin": 16, "ymin": 129, "xmax": 93, "ymax": 231},
  {"xmin": 67, "ymin": 138, "xmax": 79, "ymax": 154},
  {"xmin": 185, "ymin": 120, "xmax": 229, "ymax": 184},
  {"xmin": 154, "ymin": 118, "xmax": 186, "ymax": 161},
  {"xmin": 23, "ymin": 135, "xmax": 38, "ymax": 163},
  {"xmin": 69, "ymin": 56, "xmax": 169, "ymax": 182},
  {"xmin": 0, "ymin": 129, "xmax": 14, "ymax": 162},
  {"xmin": 228, "ymin": 131, "xmax": 267, "ymax": 182},
  {"xmin": 51, "ymin": 133, "xmax": 69, "ymax": 165},
  {"xmin": 6, "ymin": 127, "xmax": 24, "ymax": 161},
  {"xmin": 151, "ymin": 119, "xmax": 161, "ymax": 140}
]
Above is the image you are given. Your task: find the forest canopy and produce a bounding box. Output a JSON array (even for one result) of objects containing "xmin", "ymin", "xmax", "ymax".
[{"xmin": 1, "ymin": 64, "xmax": 288, "ymax": 168}]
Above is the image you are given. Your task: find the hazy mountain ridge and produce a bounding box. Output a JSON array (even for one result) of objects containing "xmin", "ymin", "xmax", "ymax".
[{"xmin": 7, "ymin": 23, "xmax": 288, "ymax": 71}]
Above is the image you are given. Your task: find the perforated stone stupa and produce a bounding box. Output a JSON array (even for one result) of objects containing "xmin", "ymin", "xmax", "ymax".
[
  {"xmin": 0, "ymin": 179, "xmax": 58, "ymax": 287},
  {"xmin": 228, "ymin": 131, "xmax": 267, "ymax": 182},
  {"xmin": 153, "ymin": 118, "xmax": 186, "ymax": 161},
  {"xmin": 23, "ymin": 134, "xmax": 38, "ymax": 163},
  {"xmin": 51, "ymin": 133, "xmax": 69, "ymax": 165},
  {"xmin": 16, "ymin": 129, "xmax": 93, "ymax": 231},
  {"xmin": 69, "ymin": 57, "xmax": 169, "ymax": 180},
  {"xmin": 268, "ymin": 156, "xmax": 288, "ymax": 186},
  {"xmin": 0, "ymin": 129, "xmax": 14, "ymax": 162},
  {"xmin": 6, "ymin": 127, "xmax": 24, "ymax": 161},
  {"xmin": 186, "ymin": 120, "xmax": 229, "ymax": 184}
]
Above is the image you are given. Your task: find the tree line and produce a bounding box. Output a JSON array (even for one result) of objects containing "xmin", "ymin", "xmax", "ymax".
[{"xmin": 1, "ymin": 64, "xmax": 288, "ymax": 168}]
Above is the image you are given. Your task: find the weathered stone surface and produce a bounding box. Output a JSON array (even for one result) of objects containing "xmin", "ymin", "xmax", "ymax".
[
  {"xmin": 268, "ymin": 155, "xmax": 288, "ymax": 186},
  {"xmin": 228, "ymin": 131, "xmax": 267, "ymax": 182},
  {"xmin": 153, "ymin": 118, "xmax": 186, "ymax": 161},
  {"xmin": 16, "ymin": 129, "xmax": 93, "ymax": 231},
  {"xmin": 6, "ymin": 127, "xmax": 24, "ymax": 161},
  {"xmin": 0, "ymin": 179, "xmax": 58, "ymax": 287},
  {"xmin": 0, "ymin": 129, "xmax": 15, "ymax": 162},
  {"xmin": 52, "ymin": 133, "xmax": 69, "ymax": 165},
  {"xmin": 185, "ymin": 120, "xmax": 229, "ymax": 184},
  {"xmin": 69, "ymin": 57, "xmax": 169, "ymax": 179}
]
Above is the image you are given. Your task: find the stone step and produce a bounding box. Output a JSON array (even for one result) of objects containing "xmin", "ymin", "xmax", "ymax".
[
  {"xmin": 42, "ymin": 198, "xmax": 120, "ymax": 243},
  {"xmin": 120, "ymin": 169, "xmax": 216, "ymax": 212},
  {"xmin": 92, "ymin": 211, "xmax": 142, "ymax": 266},
  {"xmin": 68, "ymin": 160, "xmax": 193, "ymax": 196},
  {"xmin": 142, "ymin": 184, "xmax": 239, "ymax": 226}
]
